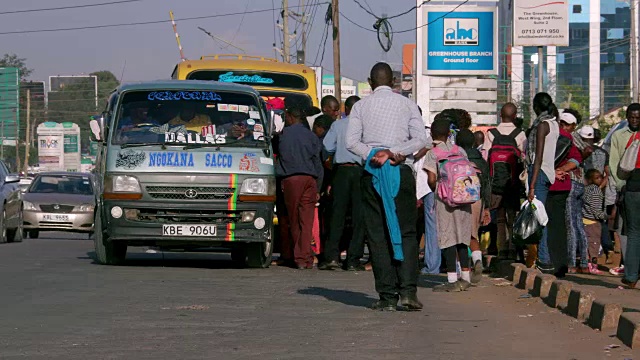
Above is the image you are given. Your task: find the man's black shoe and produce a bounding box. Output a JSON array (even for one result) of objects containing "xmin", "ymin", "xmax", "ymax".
[
  {"xmin": 318, "ymin": 260, "xmax": 340, "ymax": 270},
  {"xmin": 370, "ymin": 300, "xmax": 397, "ymax": 311},
  {"xmin": 399, "ymin": 295, "xmax": 423, "ymax": 311},
  {"xmin": 536, "ymin": 261, "xmax": 555, "ymax": 274},
  {"xmin": 345, "ymin": 264, "xmax": 366, "ymax": 271}
]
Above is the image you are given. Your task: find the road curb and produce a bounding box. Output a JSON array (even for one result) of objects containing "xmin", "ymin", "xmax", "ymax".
[
  {"xmin": 491, "ymin": 261, "xmax": 637, "ymax": 348},
  {"xmin": 566, "ymin": 289, "xmax": 595, "ymax": 321},
  {"xmin": 531, "ymin": 274, "xmax": 555, "ymax": 298},
  {"xmin": 517, "ymin": 268, "xmax": 539, "ymax": 290},
  {"xmin": 617, "ymin": 313, "xmax": 640, "ymax": 348},
  {"xmin": 544, "ymin": 280, "xmax": 573, "ymax": 310},
  {"xmin": 588, "ymin": 300, "xmax": 622, "ymax": 332}
]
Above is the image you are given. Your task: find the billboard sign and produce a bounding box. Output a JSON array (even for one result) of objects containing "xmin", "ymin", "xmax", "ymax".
[
  {"xmin": 513, "ymin": 0, "xmax": 569, "ymax": 47},
  {"xmin": 423, "ymin": 6, "xmax": 498, "ymax": 75},
  {"xmin": 0, "ymin": 68, "xmax": 19, "ymax": 141},
  {"xmin": 38, "ymin": 134, "xmax": 64, "ymax": 170}
]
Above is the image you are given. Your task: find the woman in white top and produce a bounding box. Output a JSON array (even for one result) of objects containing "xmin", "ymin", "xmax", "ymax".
[{"xmin": 525, "ymin": 93, "xmax": 560, "ymax": 273}]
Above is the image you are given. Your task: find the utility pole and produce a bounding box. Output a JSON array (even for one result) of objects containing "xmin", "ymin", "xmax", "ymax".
[
  {"xmin": 529, "ymin": 63, "xmax": 535, "ymax": 118},
  {"xmin": 537, "ymin": 46, "xmax": 544, "ymax": 93},
  {"xmin": 631, "ymin": 0, "xmax": 639, "ymax": 102},
  {"xmin": 332, "ymin": 0, "xmax": 342, "ymax": 102},
  {"xmin": 23, "ymin": 89, "xmax": 30, "ymax": 174},
  {"xmin": 300, "ymin": 0, "xmax": 306, "ymax": 59},
  {"xmin": 600, "ymin": 79, "xmax": 605, "ymax": 121},
  {"xmin": 282, "ymin": 0, "xmax": 290, "ymax": 63}
]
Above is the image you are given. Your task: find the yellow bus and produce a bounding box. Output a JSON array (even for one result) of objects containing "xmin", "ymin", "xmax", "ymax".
[{"xmin": 171, "ymin": 54, "xmax": 319, "ymax": 109}]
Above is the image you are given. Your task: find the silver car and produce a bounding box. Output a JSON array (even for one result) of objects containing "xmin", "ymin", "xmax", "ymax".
[
  {"xmin": 23, "ymin": 172, "xmax": 95, "ymax": 238},
  {"xmin": 0, "ymin": 160, "xmax": 23, "ymax": 243}
]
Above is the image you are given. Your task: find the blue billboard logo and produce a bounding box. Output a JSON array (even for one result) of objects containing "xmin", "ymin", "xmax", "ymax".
[{"xmin": 444, "ymin": 18, "xmax": 479, "ymax": 45}]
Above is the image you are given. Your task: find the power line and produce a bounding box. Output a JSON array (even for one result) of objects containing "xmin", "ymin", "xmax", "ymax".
[
  {"xmin": 352, "ymin": 0, "xmax": 423, "ymax": 21},
  {"xmin": 223, "ymin": 0, "xmax": 251, "ymax": 50},
  {"xmin": 0, "ymin": 0, "xmax": 142, "ymax": 15},
  {"xmin": 0, "ymin": 3, "xmax": 328, "ymax": 36}
]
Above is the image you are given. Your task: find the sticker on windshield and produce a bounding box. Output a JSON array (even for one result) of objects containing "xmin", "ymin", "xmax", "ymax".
[
  {"xmin": 253, "ymin": 124, "xmax": 263, "ymax": 133},
  {"xmin": 253, "ymin": 132, "xmax": 264, "ymax": 141},
  {"xmin": 239, "ymin": 105, "xmax": 249, "ymax": 113},
  {"xmin": 147, "ymin": 91, "xmax": 222, "ymax": 101},
  {"xmin": 246, "ymin": 119, "xmax": 256, "ymax": 126},
  {"xmin": 115, "ymin": 150, "xmax": 146, "ymax": 169},
  {"xmin": 201, "ymin": 125, "xmax": 217, "ymax": 137},
  {"xmin": 164, "ymin": 132, "xmax": 225, "ymax": 145},
  {"xmin": 239, "ymin": 153, "xmax": 260, "ymax": 172},
  {"xmin": 218, "ymin": 104, "xmax": 229, "ymax": 111},
  {"xmin": 229, "ymin": 104, "xmax": 239, "ymax": 112},
  {"xmin": 249, "ymin": 111, "xmax": 260, "ymax": 119},
  {"xmin": 260, "ymin": 157, "xmax": 274, "ymax": 165}
]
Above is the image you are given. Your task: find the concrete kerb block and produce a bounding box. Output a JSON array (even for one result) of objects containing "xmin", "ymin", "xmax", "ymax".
[
  {"xmin": 566, "ymin": 288, "xmax": 596, "ymax": 321},
  {"xmin": 530, "ymin": 274, "xmax": 556, "ymax": 298},
  {"xmin": 544, "ymin": 280, "xmax": 573, "ymax": 310},
  {"xmin": 617, "ymin": 313, "xmax": 640, "ymax": 348},
  {"xmin": 508, "ymin": 263, "xmax": 526, "ymax": 283},
  {"xmin": 588, "ymin": 300, "xmax": 623, "ymax": 332},
  {"xmin": 516, "ymin": 268, "xmax": 539, "ymax": 290}
]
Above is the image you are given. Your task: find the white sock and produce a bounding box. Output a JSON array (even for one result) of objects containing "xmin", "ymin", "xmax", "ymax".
[
  {"xmin": 472, "ymin": 251, "xmax": 482, "ymax": 264},
  {"xmin": 461, "ymin": 271, "xmax": 471, "ymax": 283},
  {"xmin": 447, "ymin": 272, "xmax": 458, "ymax": 283}
]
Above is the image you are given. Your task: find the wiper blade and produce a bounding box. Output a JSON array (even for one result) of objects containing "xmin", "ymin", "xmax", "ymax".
[{"xmin": 119, "ymin": 143, "xmax": 166, "ymax": 149}]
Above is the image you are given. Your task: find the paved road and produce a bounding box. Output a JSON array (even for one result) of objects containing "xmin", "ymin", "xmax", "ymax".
[{"xmin": 0, "ymin": 234, "xmax": 634, "ymax": 359}]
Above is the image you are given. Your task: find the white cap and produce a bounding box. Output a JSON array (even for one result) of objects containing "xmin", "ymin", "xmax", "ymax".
[
  {"xmin": 578, "ymin": 125, "xmax": 595, "ymax": 139},
  {"xmin": 559, "ymin": 112, "xmax": 577, "ymax": 124}
]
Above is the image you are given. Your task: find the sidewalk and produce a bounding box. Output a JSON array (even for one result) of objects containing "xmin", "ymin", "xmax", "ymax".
[{"xmin": 494, "ymin": 257, "xmax": 640, "ymax": 350}]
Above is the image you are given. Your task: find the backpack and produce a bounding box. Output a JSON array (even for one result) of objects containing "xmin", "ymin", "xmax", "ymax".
[
  {"xmin": 432, "ymin": 145, "xmax": 481, "ymax": 207},
  {"xmin": 488, "ymin": 128, "xmax": 523, "ymax": 195},
  {"xmin": 554, "ymin": 135, "xmax": 572, "ymax": 167}
]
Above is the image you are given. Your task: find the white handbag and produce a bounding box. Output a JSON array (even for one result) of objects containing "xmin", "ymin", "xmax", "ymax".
[{"xmin": 618, "ymin": 132, "xmax": 639, "ymax": 180}]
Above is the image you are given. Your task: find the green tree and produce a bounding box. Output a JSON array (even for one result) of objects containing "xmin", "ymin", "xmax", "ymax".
[
  {"xmin": 47, "ymin": 71, "xmax": 120, "ymax": 151},
  {"xmin": 0, "ymin": 53, "xmax": 33, "ymax": 80}
]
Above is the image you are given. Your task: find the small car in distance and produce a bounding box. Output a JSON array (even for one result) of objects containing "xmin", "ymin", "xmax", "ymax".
[
  {"xmin": 0, "ymin": 160, "xmax": 23, "ymax": 243},
  {"xmin": 22, "ymin": 172, "xmax": 95, "ymax": 238}
]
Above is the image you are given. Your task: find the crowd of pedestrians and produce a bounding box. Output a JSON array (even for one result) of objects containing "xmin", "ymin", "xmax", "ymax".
[{"xmin": 273, "ymin": 62, "xmax": 640, "ymax": 311}]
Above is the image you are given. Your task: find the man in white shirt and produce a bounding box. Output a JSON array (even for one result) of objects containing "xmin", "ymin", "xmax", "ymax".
[
  {"xmin": 414, "ymin": 128, "xmax": 439, "ymax": 274},
  {"xmin": 483, "ymin": 103, "xmax": 527, "ymax": 259}
]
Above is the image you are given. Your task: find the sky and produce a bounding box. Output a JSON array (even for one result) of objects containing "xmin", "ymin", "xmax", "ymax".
[{"xmin": 0, "ymin": 0, "xmax": 418, "ymax": 85}]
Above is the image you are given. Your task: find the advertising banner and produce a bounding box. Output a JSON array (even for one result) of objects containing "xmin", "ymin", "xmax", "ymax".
[
  {"xmin": 321, "ymin": 85, "xmax": 357, "ymax": 100},
  {"xmin": 513, "ymin": 0, "xmax": 569, "ymax": 47},
  {"xmin": 38, "ymin": 135, "xmax": 63, "ymax": 170},
  {"xmin": 423, "ymin": 6, "xmax": 498, "ymax": 75},
  {"xmin": 64, "ymin": 134, "xmax": 79, "ymax": 153}
]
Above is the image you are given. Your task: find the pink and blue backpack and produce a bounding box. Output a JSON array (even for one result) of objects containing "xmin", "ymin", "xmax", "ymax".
[{"xmin": 432, "ymin": 145, "xmax": 481, "ymax": 207}]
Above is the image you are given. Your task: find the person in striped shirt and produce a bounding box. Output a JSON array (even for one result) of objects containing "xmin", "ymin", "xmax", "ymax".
[{"xmin": 583, "ymin": 169, "xmax": 608, "ymax": 275}]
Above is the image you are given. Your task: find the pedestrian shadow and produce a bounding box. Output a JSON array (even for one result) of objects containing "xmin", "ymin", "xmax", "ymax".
[
  {"xmin": 418, "ymin": 274, "xmax": 447, "ymax": 289},
  {"xmin": 564, "ymin": 274, "xmax": 623, "ymax": 290},
  {"xmin": 297, "ymin": 287, "xmax": 376, "ymax": 308}
]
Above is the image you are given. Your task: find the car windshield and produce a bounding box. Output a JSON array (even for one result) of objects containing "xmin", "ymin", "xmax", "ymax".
[
  {"xmin": 29, "ymin": 175, "xmax": 93, "ymax": 195},
  {"xmin": 112, "ymin": 90, "xmax": 268, "ymax": 146}
]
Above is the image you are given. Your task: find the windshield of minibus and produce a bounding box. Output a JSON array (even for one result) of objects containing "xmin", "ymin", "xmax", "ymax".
[{"xmin": 112, "ymin": 90, "xmax": 267, "ymax": 147}]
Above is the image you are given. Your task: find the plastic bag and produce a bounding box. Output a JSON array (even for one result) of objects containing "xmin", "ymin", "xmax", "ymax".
[{"xmin": 512, "ymin": 203, "xmax": 544, "ymax": 246}]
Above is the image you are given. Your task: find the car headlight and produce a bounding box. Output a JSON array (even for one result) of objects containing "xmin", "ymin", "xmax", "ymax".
[
  {"xmin": 107, "ymin": 175, "xmax": 141, "ymax": 193},
  {"xmin": 73, "ymin": 204, "xmax": 95, "ymax": 213},
  {"xmin": 240, "ymin": 178, "xmax": 267, "ymax": 195},
  {"xmin": 23, "ymin": 201, "xmax": 38, "ymax": 211}
]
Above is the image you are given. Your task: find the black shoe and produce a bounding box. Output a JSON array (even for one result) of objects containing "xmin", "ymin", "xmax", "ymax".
[
  {"xmin": 399, "ymin": 295, "xmax": 423, "ymax": 311},
  {"xmin": 345, "ymin": 264, "xmax": 366, "ymax": 271},
  {"xmin": 370, "ymin": 300, "xmax": 397, "ymax": 311},
  {"xmin": 318, "ymin": 260, "xmax": 340, "ymax": 270},
  {"xmin": 536, "ymin": 261, "xmax": 555, "ymax": 274}
]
